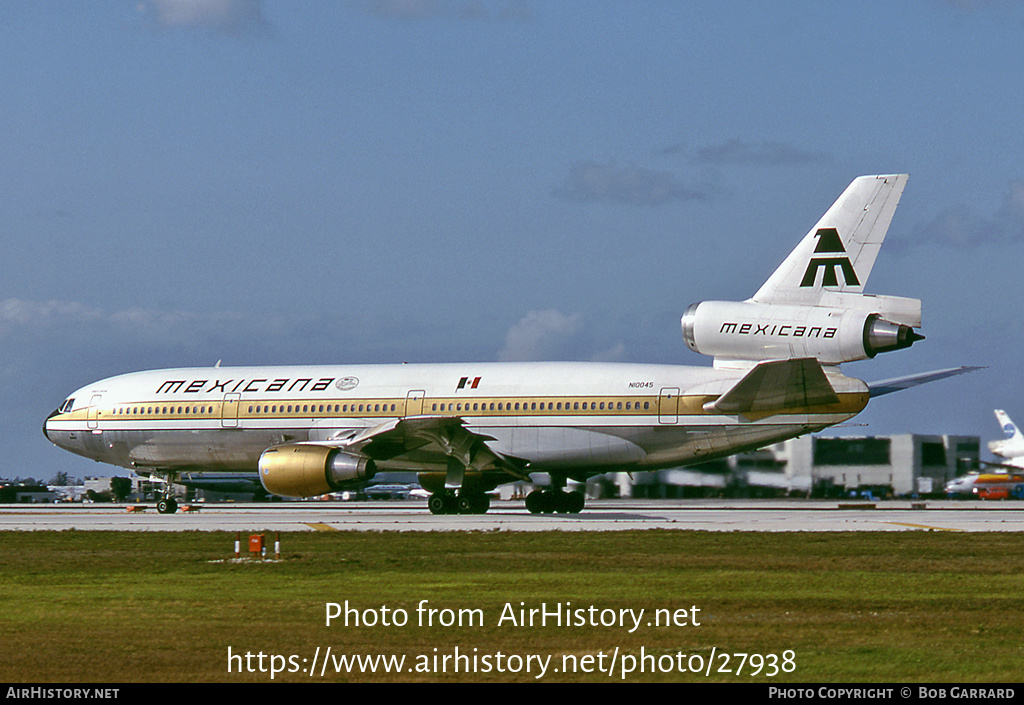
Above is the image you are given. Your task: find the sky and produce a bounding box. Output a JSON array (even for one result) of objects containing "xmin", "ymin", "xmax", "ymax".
[{"xmin": 5, "ymin": 0, "xmax": 1024, "ymax": 481}]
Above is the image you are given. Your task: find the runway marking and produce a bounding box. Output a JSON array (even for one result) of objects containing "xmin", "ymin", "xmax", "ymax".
[
  {"xmin": 885, "ymin": 522, "xmax": 963, "ymax": 532},
  {"xmin": 305, "ymin": 522, "xmax": 338, "ymax": 532}
]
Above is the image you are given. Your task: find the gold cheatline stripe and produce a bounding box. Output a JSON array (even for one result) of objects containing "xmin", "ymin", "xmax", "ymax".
[
  {"xmin": 60, "ymin": 391, "xmax": 866, "ymax": 423},
  {"xmin": 87, "ymin": 395, "xmax": 665, "ymax": 420}
]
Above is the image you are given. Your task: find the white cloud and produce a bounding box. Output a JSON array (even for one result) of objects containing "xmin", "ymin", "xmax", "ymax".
[
  {"xmin": 589, "ymin": 342, "xmax": 627, "ymax": 363},
  {"xmin": 695, "ymin": 139, "xmax": 831, "ymax": 166},
  {"xmin": 0, "ymin": 298, "xmax": 262, "ymax": 346},
  {"xmin": 913, "ymin": 179, "xmax": 1024, "ymax": 248},
  {"xmin": 498, "ymin": 310, "xmax": 582, "ymax": 361},
  {"xmin": 553, "ymin": 161, "xmax": 709, "ymax": 207},
  {"xmin": 358, "ymin": 0, "xmax": 441, "ymax": 19},
  {"xmin": 0, "ymin": 299, "xmax": 102, "ymax": 331},
  {"xmin": 353, "ymin": 0, "xmax": 531, "ymax": 21},
  {"xmin": 138, "ymin": 0, "xmax": 269, "ymax": 36}
]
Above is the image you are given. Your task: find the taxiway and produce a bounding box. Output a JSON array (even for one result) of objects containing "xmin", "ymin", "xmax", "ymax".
[{"xmin": 1, "ymin": 499, "xmax": 1021, "ymax": 532}]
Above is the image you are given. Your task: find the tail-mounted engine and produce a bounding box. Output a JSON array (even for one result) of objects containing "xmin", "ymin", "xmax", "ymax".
[
  {"xmin": 681, "ymin": 299, "xmax": 923, "ymax": 365},
  {"xmin": 258, "ymin": 443, "xmax": 375, "ymax": 498}
]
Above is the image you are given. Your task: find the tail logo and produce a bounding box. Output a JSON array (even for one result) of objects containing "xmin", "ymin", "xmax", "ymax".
[{"xmin": 799, "ymin": 228, "xmax": 860, "ymax": 288}]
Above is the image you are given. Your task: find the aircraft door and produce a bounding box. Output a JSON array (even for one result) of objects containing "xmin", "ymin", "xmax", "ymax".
[
  {"xmin": 221, "ymin": 393, "xmax": 241, "ymax": 428},
  {"xmin": 405, "ymin": 390, "xmax": 425, "ymax": 417},
  {"xmin": 659, "ymin": 387, "xmax": 679, "ymax": 424},
  {"xmin": 87, "ymin": 395, "xmax": 102, "ymax": 430}
]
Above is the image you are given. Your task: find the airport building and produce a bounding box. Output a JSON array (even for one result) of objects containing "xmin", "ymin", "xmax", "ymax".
[
  {"xmin": 0, "ymin": 484, "xmax": 56, "ymax": 503},
  {"xmin": 779, "ymin": 434, "xmax": 979, "ymax": 496},
  {"xmin": 627, "ymin": 433, "xmax": 980, "ymax": 498}
]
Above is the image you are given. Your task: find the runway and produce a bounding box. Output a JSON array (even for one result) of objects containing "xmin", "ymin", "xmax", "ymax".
[{"xmin": 2, "ymin": 499, "xmax": 1023, "ymax": 532}]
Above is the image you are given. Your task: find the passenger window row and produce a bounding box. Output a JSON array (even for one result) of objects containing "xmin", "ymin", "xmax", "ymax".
[
  {"xmin": 106, "ymin": 398, "xmax": 656, "ymax": 418},
  {"xmin": 431, "ymin": 400, "xmax": 652, "ymax": 412},
  {"xmin": 114, "ymin": 406, "xmax": 216, "ymax": 416},
  {"xmin": 247, "ymin": 403, "xmax": 397, "ymax": 414}
]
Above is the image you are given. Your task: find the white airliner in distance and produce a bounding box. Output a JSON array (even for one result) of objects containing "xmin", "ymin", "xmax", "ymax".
[
  {"xmin": 44, "ymin": 174, "xmax": 977, "ymax": 515},
  {"xmin": 944, "ymin": 411, "xmax": 1024, "ymax": 497},
  {"xmin": 988, "ymin": 410, "xmax": 1024, "ymax": 468}
]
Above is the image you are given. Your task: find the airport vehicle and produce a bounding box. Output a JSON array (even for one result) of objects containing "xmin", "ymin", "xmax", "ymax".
[
  {"xmin": 362, "ymin": 483, "xmax": 421, "ymax": 500},
  {"xmin": 44, "ymin": 175, "xmax": 974, "ymax": 515}
]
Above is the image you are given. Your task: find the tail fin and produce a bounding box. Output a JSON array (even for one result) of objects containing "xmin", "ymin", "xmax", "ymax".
[
  {"xmin": 989, "ymin": 410, "xmax": 1024, "ymax": 461},
  {"xmin": 681, "ymin": 174, "xmax": 922, "ymax": 366},
  {"xmin": 752, "ymin": 174, "xmax": 909, "ymax": 306},
  {"xmin": 995, "ymin": 410, "xmax": 1022, "ymax": 441}
]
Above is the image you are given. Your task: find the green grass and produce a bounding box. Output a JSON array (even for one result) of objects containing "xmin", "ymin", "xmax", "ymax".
[{"xmin": 1, "ymin": 531, "xmax": 1023, "ymax": 682}]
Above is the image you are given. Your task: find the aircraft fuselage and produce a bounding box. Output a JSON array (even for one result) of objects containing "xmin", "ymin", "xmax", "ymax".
[{"xmin": 44, "ymin": 360, "xmax": 867, "ymax": 480}]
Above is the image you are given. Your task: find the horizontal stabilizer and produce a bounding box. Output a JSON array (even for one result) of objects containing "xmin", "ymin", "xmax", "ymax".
[
  {"xmin": 704, "ymin": 357, "xmax": 839, "ymax": 415},
  {"xmin": 867, "ymin": 366, "xmax": 982, "ymax": 398}
]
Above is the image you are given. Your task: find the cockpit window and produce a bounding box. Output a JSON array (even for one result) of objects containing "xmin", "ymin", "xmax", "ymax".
[{"xmin": 60, "ymin": 398, "xmax": 75, "ymax": 413}]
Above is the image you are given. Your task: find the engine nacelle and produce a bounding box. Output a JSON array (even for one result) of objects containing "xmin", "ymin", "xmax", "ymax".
[
  {"xmin": 681, "ymin": 301, "xmax": 923, "ymax": 364},
  {"xmin": 258, "ymin": 443, "xmax": 375, "ymax": 498}
]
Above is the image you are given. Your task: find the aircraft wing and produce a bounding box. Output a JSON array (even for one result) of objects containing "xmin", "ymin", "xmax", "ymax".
[
  {"xmin": 703, "ymin": 357, "xmax": 839, "ymax": 415},
  {"xmin": 318, "ymin": 416, "xmax": 532, "ymax": 481},
  {"xmin": 867, "ymin": 366, "xmax": 983, "ymax": 398}
]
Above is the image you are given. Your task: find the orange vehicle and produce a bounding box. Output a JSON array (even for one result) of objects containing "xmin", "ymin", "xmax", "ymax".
[{"xmin": 974, "ymin": 474, "xmax": 1024, "ymax": 500}]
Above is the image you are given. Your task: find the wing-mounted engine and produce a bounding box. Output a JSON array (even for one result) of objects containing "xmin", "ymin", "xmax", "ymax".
[
  {"xmin": 681, "ymin": 297, "xmax": 923, "ymax": 365},
  {"xmin": 258, "ymin": 443, "xmax": 375, "ymax": 498}
]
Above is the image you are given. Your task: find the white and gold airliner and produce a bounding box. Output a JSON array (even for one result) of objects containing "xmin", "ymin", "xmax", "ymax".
[{"xmin": 44, "ymin": 175, "xmax": 974, "ymax": 514}]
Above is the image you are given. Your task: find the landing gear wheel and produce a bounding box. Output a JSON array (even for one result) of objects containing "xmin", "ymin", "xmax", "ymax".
[
  {"xmin": 526, "ymin": 489, "xmax": 585, "ymax": 514},
  {"xmin": 456, "ymin": 493, "xmax": 491, "ymax": 515},
  {"xmin": 472, "ymin": 493, "xmax": 491, "ymax": 514},
  {"xmin": 566, "ymin": 490, "xmax": 585, "ymax": 514},
  {"xmin": 525, "ymin": 490, "xmax": 547, "ymax": 514},
  {"xmin": 156, "ymin": 497, "xmax": 178, "ymax": 514},
  {"xmin": 430, "ymin": 491, "xmax": 491, "ymax": 515},
  {"xmin": 427, "ymin": 493, "xmax": 449, "ymax": 515}
]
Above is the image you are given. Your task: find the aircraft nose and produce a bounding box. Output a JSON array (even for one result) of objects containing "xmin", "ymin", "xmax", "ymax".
[{"xmin": 42, "ymin": 409, "xmax": 59, "ymax": 442}]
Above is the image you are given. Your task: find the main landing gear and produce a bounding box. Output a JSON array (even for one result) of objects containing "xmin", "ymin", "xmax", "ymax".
[
  {"xmin": 152, "ymin": 472, "xmax": 179, "ymax": 514},
  {"xmin": 525, "ymin": 489, "xmax": 585, "ymax": 514},
  {"xmin": 525, "ymin": 473, "xmax": 585, "ymax": 514},
  {"xmin": 156, "ymin": 496, "xmax": 178, "ymax": 514},
  {"xmin": 427, "ymin": 490, "xmax": 492, "ymax": 515}
]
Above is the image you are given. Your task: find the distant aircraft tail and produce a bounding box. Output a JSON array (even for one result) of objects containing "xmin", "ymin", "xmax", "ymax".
[
  {"xmin": 995, "ymin": 409, "xmax": 1022, "ymax": 440},
  {"xmin": 681, "ymin": 174, "xmax": 922, "ymax": 367},
  {"xmin": 988, "ymin": 409, "xmax": 1024, "ymax": 460}
]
